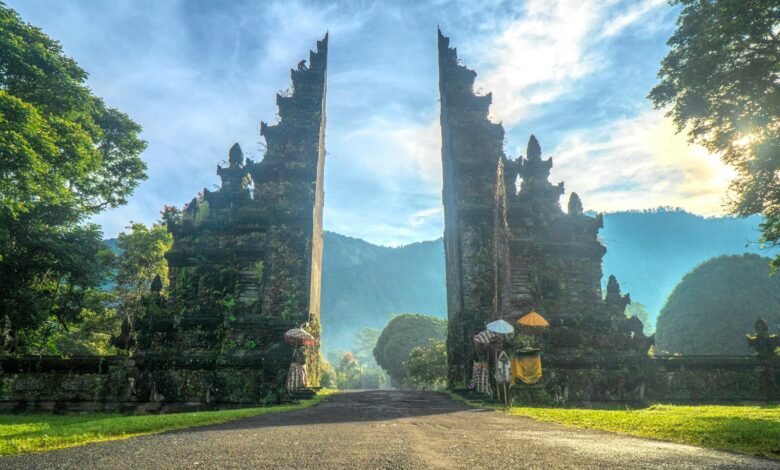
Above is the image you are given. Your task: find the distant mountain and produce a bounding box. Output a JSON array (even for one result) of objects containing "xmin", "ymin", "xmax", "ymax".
[
  {"xmin": 321, "ymin": 233, "xmax": 446, "ymax": 352},
  {"xmin": 599, "ymin": 209, "xmax": 775, "ymax": 326},
  {"xmin": 105, "ymin": 209, "xmax": 776, "ymax": 353},
  {"xmin": 320, "ymin": 209, "xmax": 776, "ymax": 352}
]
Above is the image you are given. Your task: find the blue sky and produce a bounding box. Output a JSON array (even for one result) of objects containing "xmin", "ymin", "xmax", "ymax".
[{"xmin": 9, "ymin": 0, "xmax": 735, "ymax": 246}]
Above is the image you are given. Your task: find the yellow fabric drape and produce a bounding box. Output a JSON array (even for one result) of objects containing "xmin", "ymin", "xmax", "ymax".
[{"xmin": 511, "ymin": 355, "xmax": 542, "ymax": 384}]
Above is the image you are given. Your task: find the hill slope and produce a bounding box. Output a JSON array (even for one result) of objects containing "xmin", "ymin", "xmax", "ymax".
[
  {"xmin": 106, "ymin": 209, "xmax": 776, "ymax": 353},
  {"xmin": 321, "ymin": 233, "xmax": 446, "ymax": 352},
  {"xmin": 599, "ymin": 210, "xmax": 773, "ymax": 322},
  {"xmin": 655, "ymin": 254, "xmax": 780, "ymax": 355},
  {"xmin": 320, "ymin": 209, "xmax": 776, "ymax": 352}
]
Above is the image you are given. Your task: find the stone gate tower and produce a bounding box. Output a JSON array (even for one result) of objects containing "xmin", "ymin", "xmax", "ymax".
[
  {"xmin": 438, "ymin": 30, "xmax": 509, "ymax": 386},
  {"xmin": 438, "ymin": 30, "xmax": 650, "ymax": 388},
  {"xmin": 133, "ymin": 35, "xmax": 328, "ymax": 407}
]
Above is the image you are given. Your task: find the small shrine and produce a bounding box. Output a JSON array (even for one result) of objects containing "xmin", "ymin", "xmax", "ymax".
[
  {"xmin": 748, "ymin": 318, "xmax": 780, "ymax": 358},
  {"xmin": 468, "ymin": 312, "xmax": 551, "ymax": 404}
]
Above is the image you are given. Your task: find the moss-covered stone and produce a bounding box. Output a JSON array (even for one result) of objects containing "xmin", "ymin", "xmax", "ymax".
[{"xmin": 125, "ymin": 34, "xmax": 329, "ymax": 407}]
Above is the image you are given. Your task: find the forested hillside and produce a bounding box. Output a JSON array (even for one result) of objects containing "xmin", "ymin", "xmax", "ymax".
[
  {"xmin": 655, "ymin": 254, "xmax": 780, "ymax": 355},
  {"xmin": 319, "ymin": 209, "xmax": 776, "ymax": 352},
  {"xmin": 320, "ymin": 233, "xmax": 446, "ymax": 351},
  {"xmin": 108, "ymin": 209, "xmax": 775, "ymax": 353},
  {"xmin": 599, "ymin": 209, "xmax": 774, "ymax": 325}
]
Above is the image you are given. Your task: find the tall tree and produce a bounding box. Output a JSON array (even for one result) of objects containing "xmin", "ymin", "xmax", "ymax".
[
  {"xmin": 353, "ymin": 327, "xmax": 381, "ymax": 367},
  {"xmin": 335, "ymin": 352, "xmax": 363, "ymax": 389},
  {"xmin": 115, "ymin": 222, "xmax": 172, "ymax": 326},
  {"xmin": 373, "ymin": 314, "xmax": 446, "ymax": 388},
  {"xmin": 0, "ymin": 4, "xmax": 147, "ymax": 340},
  {"xmin": 649, "ymin": 0, "xmax": 780, "ymax": 267},
  {"xmin": 406, "ymin": 340, "xmax": 447, "ymax": 390},
  {"xmin": 0, "ymin": 214, "xmax": 115, "ymax": 352}
]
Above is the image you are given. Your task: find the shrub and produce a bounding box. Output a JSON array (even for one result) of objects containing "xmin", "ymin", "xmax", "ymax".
[
  {"xmin": 406, "ymin": 340, "xmax": 447, "ymax": 390},
  {"xmin": 373, "ymin": 314, "xmax": 446, "ymax": 387}
]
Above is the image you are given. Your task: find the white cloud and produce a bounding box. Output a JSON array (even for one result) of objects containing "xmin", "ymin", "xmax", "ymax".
[
  {"xmin": 409, "ymin": 206, "xmax": 443, "ymax": 227},
  {"xmin": 600, "ymin": 0, "xmax": 668, "ymax": 38},
  {"xmin": 8, "ymin": 0, "xmax": 368, "ymax": 238},
  {"xmin": 549, "ymin": 110, "xmax": 736, "ymax": 215},
  {"xmin": 323, "ymin": 114, "xmax": 443, "ymax": 245},
  {"xmin": 11, "ymin": 0, "xmax": 697, "ymax": 247},
  {"xmin": 467, "ymin": 0, "xmax": 667, "ymax": 126},
  {"xmin": 336, "ymin": 115, "xmax": 441, "ymax": 190},
  {"xmin": 321, "ymin": 0, "xmax": 677, "ymax": 245},
  {"xmin": 442, "ymin": 0, "xmax": 731, "ymax": 223},
  {"xmin": 385, "ymin": 120, "xmax": 443, "ymax": 185}
]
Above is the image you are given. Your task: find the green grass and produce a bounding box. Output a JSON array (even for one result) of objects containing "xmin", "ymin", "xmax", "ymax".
[
  {"xmin": 0, "ymin": 389, "xmax": 335, "ymax": 457},
  {"xmin": 444, "ymin": 392, "xmax": 780, "ymax": 459},
  {"xmin": 509, "ymin": 404, "xmax": 780, "ymax": 459}
]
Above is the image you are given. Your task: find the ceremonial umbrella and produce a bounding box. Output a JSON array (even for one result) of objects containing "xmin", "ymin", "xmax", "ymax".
[
  {"xmin": 284, "ymin": 328, "xmax": 317, "ymax": 347},
  {"xmin": 517, "ymin": 311, "xmax": 550, "ymax": 351},
  {"xmin": 486, "ymin": 319, "xmax": 514, "ymax": 335},
  {"xmin": 473, "ymin": 330, "xmax": 497, "ymax": 349},
  {"xmin": 485, "ymin": 320, "xmax": 514, "ymax": 404},
  {"xmin": 517, "ymin": 311, "xmax": 549, "ymax": 327}
]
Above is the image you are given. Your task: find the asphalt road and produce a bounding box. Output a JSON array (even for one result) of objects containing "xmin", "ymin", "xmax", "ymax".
[{"xmin": 2, "ymin": 390, "xmax": 777, "ymax": 469}]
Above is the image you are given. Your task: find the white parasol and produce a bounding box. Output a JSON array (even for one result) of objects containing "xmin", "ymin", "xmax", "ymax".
[{"xmin": 486, "ymin": 319, "xmax": 514, "ymax": 335}]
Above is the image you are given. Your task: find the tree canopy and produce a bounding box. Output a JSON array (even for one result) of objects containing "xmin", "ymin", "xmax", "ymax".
[
  {"xmin": 352, "ymin": 327, "xmax": 381, "ymax": 367},
  {"xmin": 0, "ymin": 4, "xmax": 147, "ymax": 341},
  {"xmin": 0, "ymin": 5, "xmax": 147, "ymax": 216},
  {"xmin": 115, "ymin": 222, "xmax": 172, "ymax": 322},
  {"xmin": 625, "ymin": 301, "xmax": 654, "ymax": 336},
  {"xmin": 406, "ymin": 340, "xmax": 447, "ymax": 390},
  {"xmin": 649, "ymin": 0, "xmax": 780, "ymax": 267},
  {"xmin": 373, "ymin": 314, "xmax": 446, "ymax": 387},
  {"xmin": 655, "ymin": 254, "xmax": 780, "ymax": 355}
]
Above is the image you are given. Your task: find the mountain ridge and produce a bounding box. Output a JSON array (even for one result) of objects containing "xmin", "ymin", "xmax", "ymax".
[
  {"xmin": 320, "ymin": 209, "xmax": 776, "ymax": 352},
  {"xmin": 105, "ymin": 209, "xmax": 777, "ymax": 353}
]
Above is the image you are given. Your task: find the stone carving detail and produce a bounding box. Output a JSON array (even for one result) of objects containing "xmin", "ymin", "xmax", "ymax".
[
  {"xmin": 748, "ymin": 318, "xmax": 780, "ymax": 358},
  {"xmin": 568, "ymin": 193, "xmax": 583, "ymax": 216}
]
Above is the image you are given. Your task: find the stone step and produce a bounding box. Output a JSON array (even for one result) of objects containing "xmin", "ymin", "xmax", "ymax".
[{"xmin": 289, "ymin": 389, "xmax": 317, "ymax": 400}]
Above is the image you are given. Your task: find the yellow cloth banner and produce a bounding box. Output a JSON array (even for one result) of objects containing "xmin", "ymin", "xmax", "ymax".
[{"xmin": 511, "ymin": 355, "xmax": 542, "ymax": 384}]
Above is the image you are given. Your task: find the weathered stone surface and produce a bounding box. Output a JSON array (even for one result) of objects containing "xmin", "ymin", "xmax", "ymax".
[
  {"xmin": 510, "ymin": 354, "xmax": 779, "ymax": 405},
  {"xmin": 1, "ymin": 33, "xmax": 777, "ymax": 412},
  {"xmin": 438, "ymin": 31, "xmax": 650, "ymax": 388},
  {"xmin": 438, "ymin": 30, "xmax": 508, "ymax": 386},
  {"xmin": 125, "ymin": 35, "xmax": 329, "ymax": 407},
  {"xmin": 438, "ymin": 30, "xmax": 777, "ymax": 404},
  {"xmin": 0, "ymin": 356, "xmax": 137, "ymax": 413}
]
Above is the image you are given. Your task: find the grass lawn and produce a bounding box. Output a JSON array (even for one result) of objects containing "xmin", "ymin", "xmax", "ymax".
[
  {"xmin": 446, "ymin": 393, "xmax": 780, "ymax": 459},
  {"xmin": 508, "ymin": 404, "xmax": 780, "ymax": 459},
  {"xmin": 0, "ymin": 389, "xmax": 335, "ymax": 457}
]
